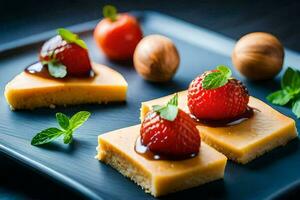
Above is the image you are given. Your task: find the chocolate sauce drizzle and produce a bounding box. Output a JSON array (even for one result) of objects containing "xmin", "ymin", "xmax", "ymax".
[
  {"xmin": 135, "ymin": 136, "xmax": 197, "ymax": 161},
  {"xmin": 25, "ymin": 62, "xmax": 50, "ymax": 78},
  {"xmin": 25, "ymin": 62, "xmax": 95, "ymax": 79},
  {"xmin": 191, "ymin": 106, "xmax": 258, "ymax": 127}
]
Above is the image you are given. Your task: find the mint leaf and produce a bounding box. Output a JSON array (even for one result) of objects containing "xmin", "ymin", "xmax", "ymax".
[
  {"xmin": 152, "ymin": 94, "xmax": 178, "ymax": 121},
  {"xmin": 48, "ymin": 62, "xmax": 67, "ymax": 78},
  {"xmin": 266, "ymin": 90, "xmax": 294, "ymax": 106},
  {"xmin": 31, "ymin": 111, "xmax": 91, "ymax": 146},
  {"xmin": 202, "ymin": 72, "xmax": 227, "ymax": 89},
  {"xmin": 202, "ymin": 66, "xmax": 232, "ymax": 90},
  {"xmin": 153, "ymin": 105, "xmax": 164, "ymax": 112},
  {"xmin": 267, "ymin": 67, "xmax": 300, "ymax": 118},
  {"xmin": 281, "ymin": 67, "xmax": 295, "ymax": 89},
  {"xmin": 69, "ymin": 111, "xmax": 91, "ymax": 130},
  {"xmin": 31, "ymin": 128, "xmax": 63, "ymax": 146},
  {"xmin": 57, "ymin": 28, "xmax": 87, "ymax": 49},
  {"xmin": 56, "ymin": 113, "xmax": 70, "ymax": 130},
  {"xmin": 168, "ymin": 93, "xmax": 178, "ymax": 106},
  {"xmin": 57, "ymin": 28, "xmax": 77, "ymax": 42},
  {"xmin": 217, "ymin": 65, "xmax": 232, "ymax": 78},
  {"xmin": 159, "ymin": 105, "xmax": 178, "ymax": 121},
  {"xmin": 292, "ymin": 100, "xmax": 300, "ymax": 118},
  {"xmin": 103, "ymin": 5, "xmax": 117, "ymax": 21},
  {"xmin": 281, "ymin": 67, "xmax": 300, "ymax": 90},
  {"xmin": 74, "ymin": 39, "xmax": 88, "ymax": 49},
  {"xmin": 63, "ymin": 131, "xmax": 73, "ymax": 144}
]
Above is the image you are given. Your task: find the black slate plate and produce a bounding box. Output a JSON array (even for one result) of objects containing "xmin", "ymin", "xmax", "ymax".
[{"xmin": 1, "ymin": 11, "xmax": 300, "ymax": 200}]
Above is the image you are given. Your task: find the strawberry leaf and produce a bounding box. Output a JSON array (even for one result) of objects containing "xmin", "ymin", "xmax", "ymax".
[{"xmin": 202, "ymin": 65, "xmax": 232, "ymax": 90}]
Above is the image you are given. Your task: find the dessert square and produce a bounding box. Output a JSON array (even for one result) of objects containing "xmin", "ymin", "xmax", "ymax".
[
  {"xmin": 141, "ymin": 90, "xmax": 298, "ymax": 164},
  {"xmin": 4, "ymin": 63, "xmax": 127, "ymax": 110},
  {"xmin": 96, "ymin": 125, "xmax": 227, "ymax": 197}
]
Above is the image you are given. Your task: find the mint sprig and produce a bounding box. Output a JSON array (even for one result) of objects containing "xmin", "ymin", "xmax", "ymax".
[
  {"xmin": 31, "ymin": 111, "xmax": 91, "ymax": 146},
  {"xmin": 31, "ymin": 128, "xmax": 64, "ymax": 146},
  {"xmin": 292, "ymin": 100, "xmax": 300, "ymax": 118},
  {"xmin": 57, "ymin": 28, "xmax": 87, "ymax": 49},
  {"xmin": 103, "ymin": 5, "xmax": 117, "ymax": 21},
  {"xmin": 48, "ymin": 61, "xmax": 67, "ymax": 78},
  {"xmin": 267, "ymin": 67, "xmax": 300, "ymax": 118},
  {"xmin": 56, "ymin": 112, "xmax": 70, "ymax": 130},
  {"xmin": 152, "ymin": 94, "xmax": 178, "ymax": 121},
  {"xmin": 202, "ymin": 65, "xmax": 232, "ymax": 89}
]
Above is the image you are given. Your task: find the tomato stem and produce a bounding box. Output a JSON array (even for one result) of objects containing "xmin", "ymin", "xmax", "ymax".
[{"xmin": 103, "ymin": 5, "xmax": 117, "ymax": 22}]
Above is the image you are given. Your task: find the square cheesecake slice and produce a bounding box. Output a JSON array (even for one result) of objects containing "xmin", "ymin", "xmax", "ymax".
[
  {"xmin": 96, "ymin": 125, "xmax": 227, "ymax": 197},
  {"xmin": 141, "ymin": 91, "xmax": 298, "ymax": 164},
  {"xmin": 4, "ymin": 63, "xmax": 127, "ymax": 110}
]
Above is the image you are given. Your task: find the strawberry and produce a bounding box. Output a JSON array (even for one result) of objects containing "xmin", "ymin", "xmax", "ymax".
[
  {"xmin": 140, "ymin": 94, "xmax": 200, "ymax": 157},
  {"xmin": 188, "ymin": 65, "xmax": 249, "ymax": 121},
  {"xmin": 40, "ymin": 28, "xmax": 92, "ymax": 78}
]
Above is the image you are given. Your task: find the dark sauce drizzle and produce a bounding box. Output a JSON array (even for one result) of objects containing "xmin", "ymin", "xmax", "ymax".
[
  {"xmin": 190, "ymin": 106, "xmax": 259, "ymax": 127},
  {"xmin": 134, "ymin": 136, "xmax": 198, "ymax": 161},
  {"xmin": 25, "ymin": 62, "xmax": 50, "ymax": 78},
  {"xmin": 25, "ymin": 62, "xmax": 95, "ymax": 79}
]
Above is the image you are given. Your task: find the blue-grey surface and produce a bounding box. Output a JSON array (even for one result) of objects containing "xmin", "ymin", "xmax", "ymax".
[{"xmin": 1, "ymin": 12, "xmax": 300, "ymax": 200}]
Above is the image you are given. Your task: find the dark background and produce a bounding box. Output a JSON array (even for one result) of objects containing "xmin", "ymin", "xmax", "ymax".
[{"xmin": 0, "ymin": 0, "xmax": 300, "ymax": 199}]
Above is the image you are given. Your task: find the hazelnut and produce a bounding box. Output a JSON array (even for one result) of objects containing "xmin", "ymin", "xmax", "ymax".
[
  {"xmin": 232, "ymin": 32, "xmax": 284, "ymax": 80},
  {"xmin": 133, "ymin": 34, "xmax": 180, "ymax": 82}
]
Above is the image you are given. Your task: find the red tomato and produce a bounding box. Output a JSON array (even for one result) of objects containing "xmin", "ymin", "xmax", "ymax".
[{"xmin": 94, "ymin": 14, "xmax": 143, "ymax": 61}]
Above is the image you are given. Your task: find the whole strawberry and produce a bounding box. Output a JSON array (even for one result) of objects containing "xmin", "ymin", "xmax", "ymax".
[
  {"xmin": 141, "ymin": 94, "xmax": 200, "ymax": 157},
  {"xmin": 40, "ymin": 28, "xmax": 92, "ymax": 78},
  {"xmin": 188, "ymin": 66, "xmax": 249, "ymax": 121}
]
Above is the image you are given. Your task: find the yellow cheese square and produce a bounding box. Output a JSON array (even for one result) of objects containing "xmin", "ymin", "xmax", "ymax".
[
  {"xmin": 141, "ymin": 90, "xmax": 298, "ymax": 164},
  {"xmin": 97, "ymin": 125, "xmax": 227, "ymax": 197}
]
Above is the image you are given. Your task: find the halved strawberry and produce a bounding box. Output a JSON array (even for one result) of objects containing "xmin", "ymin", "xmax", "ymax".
[
  {"xmin": 39, "ymin": 28, "xmax": 92, "ymax": 78},
  {"xmin": 188, "ymin": 66, "xmax": 249, "ymax": 121},
  {"xmin": 140, "ymin": 94, "xmax": 200, "ymax": 157}
]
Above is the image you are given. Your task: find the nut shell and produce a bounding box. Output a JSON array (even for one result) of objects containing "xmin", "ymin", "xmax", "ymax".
[
  {"xmin": 232, "ymin": 32, "xmax": 284, "ymax": 80},
  {"xmin": 133, "ymin": 35, "xmax": 179, "ymax": 82}
]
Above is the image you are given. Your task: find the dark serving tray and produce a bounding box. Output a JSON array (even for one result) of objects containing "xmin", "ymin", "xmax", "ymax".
[{"xmin": 1, "ymin": 11, "xmax": 300, "ymax": 200}]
